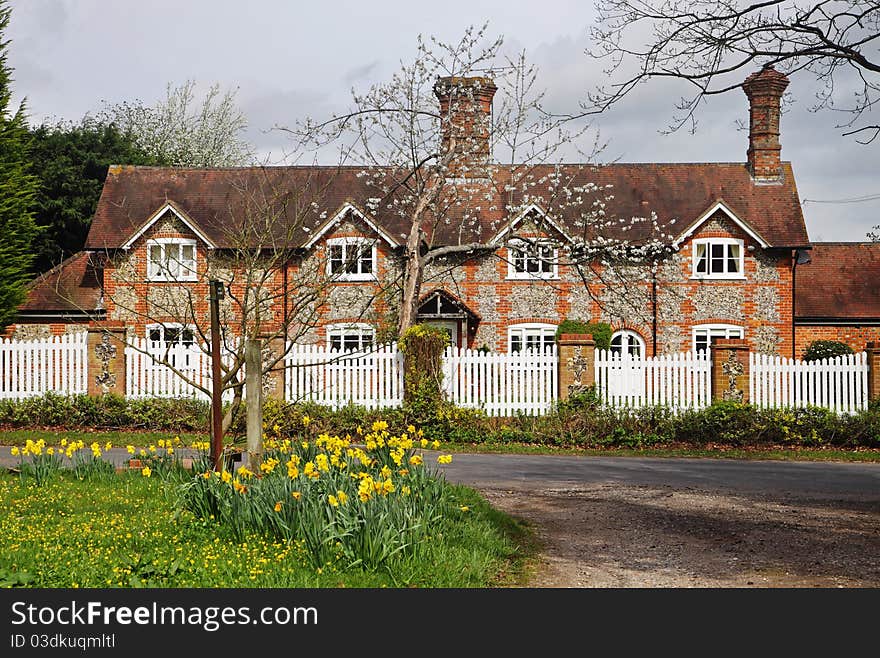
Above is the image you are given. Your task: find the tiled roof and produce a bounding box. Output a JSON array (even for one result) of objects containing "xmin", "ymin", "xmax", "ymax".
[
  {"xmin": 85, "ymin": 162, "xmax": 809, "ymax": 251},
  {"xmin": 19, "ymin": 251, "xmax": 102, "ymax": 315},
  {"xmin": 795, "ymin": 242, "xmax": 880, "ymax": 320}
]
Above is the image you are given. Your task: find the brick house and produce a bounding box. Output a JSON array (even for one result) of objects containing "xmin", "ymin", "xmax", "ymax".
[{"xmin": 9, "ymin": 66, "xmax": 879, "ymax": 359}]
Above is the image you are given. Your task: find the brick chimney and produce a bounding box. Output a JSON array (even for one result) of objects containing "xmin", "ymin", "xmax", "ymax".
[
  {"xmin": 742, "ymin": 66, "xmax": 789, "ymax": 182},
  {"xmin": 433, "ymin": 76, "xmax": 497, "ymax": 178}
]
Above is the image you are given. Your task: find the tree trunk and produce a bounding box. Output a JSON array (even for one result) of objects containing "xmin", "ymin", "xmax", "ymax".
[
  {"xmin": 397, "ymin": 222, "xmax": 424, "ymax": 336},
  {"xmin": 221, "ymin": 382, "xmax": 244, "ymax": 435}
]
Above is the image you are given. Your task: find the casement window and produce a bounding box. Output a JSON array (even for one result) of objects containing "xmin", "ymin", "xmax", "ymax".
[
  {"xmin": 327, "ymin": 238, "xmax": 376, "ymax": 281},
  {"xmin": 691, "ymin": 238, "xmax": 744, "ymax": 279},
  {"xmin": 610, "ymin": 329, "xmax": 645, "ymax": 357},
  {"xmin": 508, "ymin": 323, "xmax": 557, "ymax": 353},
  {"xmin": 326, "ymin": 323, "xmax": 375, "ymax": 352},
  {"xmin": 147, "ymin": 238, "xmax": 197, "ymax": 281},
  {"xmin": 507, "ymin": 239, "xmax": 558, "ymax": 279},
  {"xmin": 692, "ymin": 324, "xmax": 744, "ymax": 354}
]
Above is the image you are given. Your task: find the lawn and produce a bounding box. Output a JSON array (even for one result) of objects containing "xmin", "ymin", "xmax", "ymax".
[{"xmin": 0, "ymin": 430, "xmax": 533, "ymax": 588}]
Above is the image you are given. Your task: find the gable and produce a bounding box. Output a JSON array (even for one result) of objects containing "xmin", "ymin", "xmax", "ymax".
[
  {"xmin": 120, "ymin": 201, "xmax": 216, "ymax": 250},
  {"xmin": 672, "ymin": 200, "xmax": 769, "ymax": 249},
  {"xmin": 303, "ymin": 203, "xmax": 399, "ymax": 249},
  {"xmin": 490, "ymin": 205, "xmax": 573, "ymax": 245}
]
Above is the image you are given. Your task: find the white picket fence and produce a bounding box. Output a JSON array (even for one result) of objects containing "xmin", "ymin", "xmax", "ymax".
[
  {"xmin": 0, "ymin": 332, "xmax": 88, "ymax": 399},
  {"xmin": 125, "ymin": 338, "xmax": 239, "ymax": 401},
  {"xmin": 0, "ymin": 333, "xmax": 874, "ymax": 416},
  {"xmin": 284, "ymin": 343, "xmax": 404, "ymax": 409},
  {"xmin": 595, "ymin": 350, "xmax": 713, "ymax": 411},
  {"xmin": 443, "ymin": 346, "xmax": 558, "ymax": 416},
  {"xmin": 750, "ymin": 352, "xmax": 869, "ymax": 414}
]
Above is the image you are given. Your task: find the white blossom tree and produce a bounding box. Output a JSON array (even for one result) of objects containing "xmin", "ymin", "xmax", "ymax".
[
  {"xmin": 101, "ymin": 80, "xmax": 254, "ymax": 166},
  {"xmin": 290, "ymin": 25, "xmax": 674, "ymax": 337}
]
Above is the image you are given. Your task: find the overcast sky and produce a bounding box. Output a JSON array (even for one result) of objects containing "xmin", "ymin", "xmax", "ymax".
[{"xmin": 7, "ymin": 0, "xmax": 879, "ymax": 242}]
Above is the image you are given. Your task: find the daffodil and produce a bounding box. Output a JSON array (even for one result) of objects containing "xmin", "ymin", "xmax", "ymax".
[{"xmin": 141, "ymin": 466, "xmax": 152, "ymax": 478}]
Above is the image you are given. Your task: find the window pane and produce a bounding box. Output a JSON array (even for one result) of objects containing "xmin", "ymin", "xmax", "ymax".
[
  {"xmin": 148, "ymin": 245, "xmax": 163, "ymax": 277},
  {"xmin": 181, "ymin": 244, "xmax": 196, "ymax": 276},
  {"xmin": 359, "ymin": 245, "xmax": 373, "ymax": 274},
  {"xmin": 148, "ymin": 328, "xmax": 162, "ymax": 343},
  {"xmin": 329, "ymin": 245, "xmax": 344, "ymax": 274},
  {"xmin": 710, "ymin": 243, "xmax": 725, "ymax": 273},
  {"xmin": 610, "ymin": 334, "xmax": 622, "ymax": 354},
  {"xmin": 695, "ymin": 334, "xmax": 708, "ymax": 353},
  {"xmin": 727, "ymin": 244, "xmax": 740, "ymax": 273},
  {"xmin": 329, "ymin": 335, "xmax": 342, "ymax": 351},
  {"xmin": 510, "ymin": 335, "xmax": 522, "ymax": 353},
  {"xmin": 695, "ymin": 244, "xmax": 707, "ymax": 274}
]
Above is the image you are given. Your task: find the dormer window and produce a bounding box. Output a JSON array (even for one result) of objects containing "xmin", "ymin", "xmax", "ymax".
[
  {"xmin": 147, "ymin": 238, "xmax": 197, "ymax": 281},
  {"xmin": 692, "ymin": 238, "xmax": 744, "ymax": 279},
  {"xmin": 327, "ymin": 238, "xmax": 376, "ymax": 281},
  {"xmin": 507, "ymin": 239, "xmax": 558, "ymax": 280}
]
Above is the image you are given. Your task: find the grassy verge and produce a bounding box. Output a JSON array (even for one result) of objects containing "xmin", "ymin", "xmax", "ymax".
[
  {"xmin": 437, "ymin": 442, "xmax": 880, "ymax": 462},
  {"xmin": 2, "ymin": 429, "xmax": 879, "ymax": 462},
  {"xmin": 0, "ymin": 472, "xmax": 532, "ymax": 588}
]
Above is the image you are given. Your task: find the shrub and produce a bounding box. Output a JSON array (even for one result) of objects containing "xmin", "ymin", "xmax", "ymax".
[
  {"xmin": 554, "ymin": 319, "xmax": 612, "ymax": 350},
  {"xmin": 802, "ymin": 340, "xmax": 854, "ymax": 362}
]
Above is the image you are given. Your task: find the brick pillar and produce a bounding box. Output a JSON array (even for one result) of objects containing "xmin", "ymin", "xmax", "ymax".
[
  {"xmin": 866, "ymin": 342, "xmax": 880, "ymax": 403},
  {"xmin": 710, "ymin": 337, "xmax": 750, "ymax": 404},
  {"xmin": 87, "ymin": 321, "xmax": 127, "ymax": 397},
  {"xmin": 557, "ymin": 333, "xmax": 595, "ymax": 401},
  {"xmin": 260, "ymin": 334, "xmax": 287, "ymax": 401}
]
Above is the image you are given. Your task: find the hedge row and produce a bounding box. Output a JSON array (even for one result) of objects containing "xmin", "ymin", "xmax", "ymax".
[{"xmin": 1, "ymin": 392, "xmax": 878, "ymax": 448}]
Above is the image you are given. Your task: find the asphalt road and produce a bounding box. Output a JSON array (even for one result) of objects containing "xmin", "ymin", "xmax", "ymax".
[
  {"xmin": 1, "ymin": 446, "xmax": 878, "ymax": 500},
  {"xmin": 436, "ymin": 452, "xmax": 880, "ymax": 499}
]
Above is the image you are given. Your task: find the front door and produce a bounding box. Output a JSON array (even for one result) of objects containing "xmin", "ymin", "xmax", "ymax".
[{"xmin": 426, "ymin": 320, "xmax": 459, "ymax": 348}]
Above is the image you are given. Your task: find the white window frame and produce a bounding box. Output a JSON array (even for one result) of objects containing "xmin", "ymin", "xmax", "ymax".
[
  {"xmin": 326, "ymin": 323, "xmax": 375, "ymax": 353},
  {"xmin": 146, "ymin": 323, "xmax": 197, "ymax": 367},
  {"xmin": 692, "ymin": 323, "xmax": 744, "ymax": 354},
  {"xmin": 146, "ymin": 238, "xmax": 198, "ymax": 282},
  {"xmin": 507, "ymin": 239, "xmax": 559, "ymax": 280},
  {"xmin": 507, "ymin": 322, "xmax": 558, "ymax": 353},
  {"xmin": 326, "ymin": 237, "xmax": 377, "ymax": 282},
  {"xmin": 610, "ymin": 329, "xmax": 646, "ymax": 357},
  {"xmin": 691, "ymin": 238, "xmax": 745, "ymax": 280}
]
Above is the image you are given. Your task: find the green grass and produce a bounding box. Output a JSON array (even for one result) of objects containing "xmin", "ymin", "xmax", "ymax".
[
  {"xmin": 440, "ymin": 441, "xmax": 880, "ymax": 462},
  {"xmin": 0, "ymin": 472, "xmax": 532, "ymax": 588}
]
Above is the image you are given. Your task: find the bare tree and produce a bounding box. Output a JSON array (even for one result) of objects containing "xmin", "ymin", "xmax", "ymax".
[
  {"xmin": 290, "ymin": 25, "xmax": 673, "ymax": 337},
  {"xmin": 585, "ymin": 0, "xmax": 880, "ymax": 144},
  {"xmin": 100, "ymin": 80, "xmax": 254, "ymax": 165},
  {"xmin": 99, "ymin": 167, "xmax": 349, "ymax": 433}
]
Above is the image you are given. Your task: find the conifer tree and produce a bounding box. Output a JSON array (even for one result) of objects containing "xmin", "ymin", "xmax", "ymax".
[{"xmin": 0, "ymin": 0, "xmax": 39, "ymax": 331}]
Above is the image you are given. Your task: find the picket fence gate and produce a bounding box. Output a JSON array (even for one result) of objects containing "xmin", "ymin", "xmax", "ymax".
[
  {"xmin": 594, "ymin": 349, "xmax": 713, "ymax": 411},
  {"xmin": 750, "ymin": 352, "xmax": 869, "ymax": 414},
  {"xmin": 443, "ymin": 346, "xmax": 558, "ymax": 416},
  {"xmin": 0, "ymin": 332, "xmax": 88, "ymax": 399},
  {"xmin": 284, "ymin": 343, "xmax": 404, "ymax": 410}
]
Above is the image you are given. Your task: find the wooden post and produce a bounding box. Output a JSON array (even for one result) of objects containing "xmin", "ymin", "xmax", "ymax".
[
  {"xmin": 556, "ymin": 333, "xmax": 595, "ymax": 401},
  {"xmin": 86, "ymin": 322, "xmax": 127, "ymax": 397},
  {"xmin": 866, "ymin": 342, "xmax": 880, "ymax": 403},
  {"xmin": 710, "ymin": 338, "xmax": 750, "ymax": 404},
  {"xmin": 246, "ymin": 338, "xmax": 263, "ymax": 471},
  {"xmin": 208, "ymin": 280, "xmax": 225, "ymax": 471}
]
